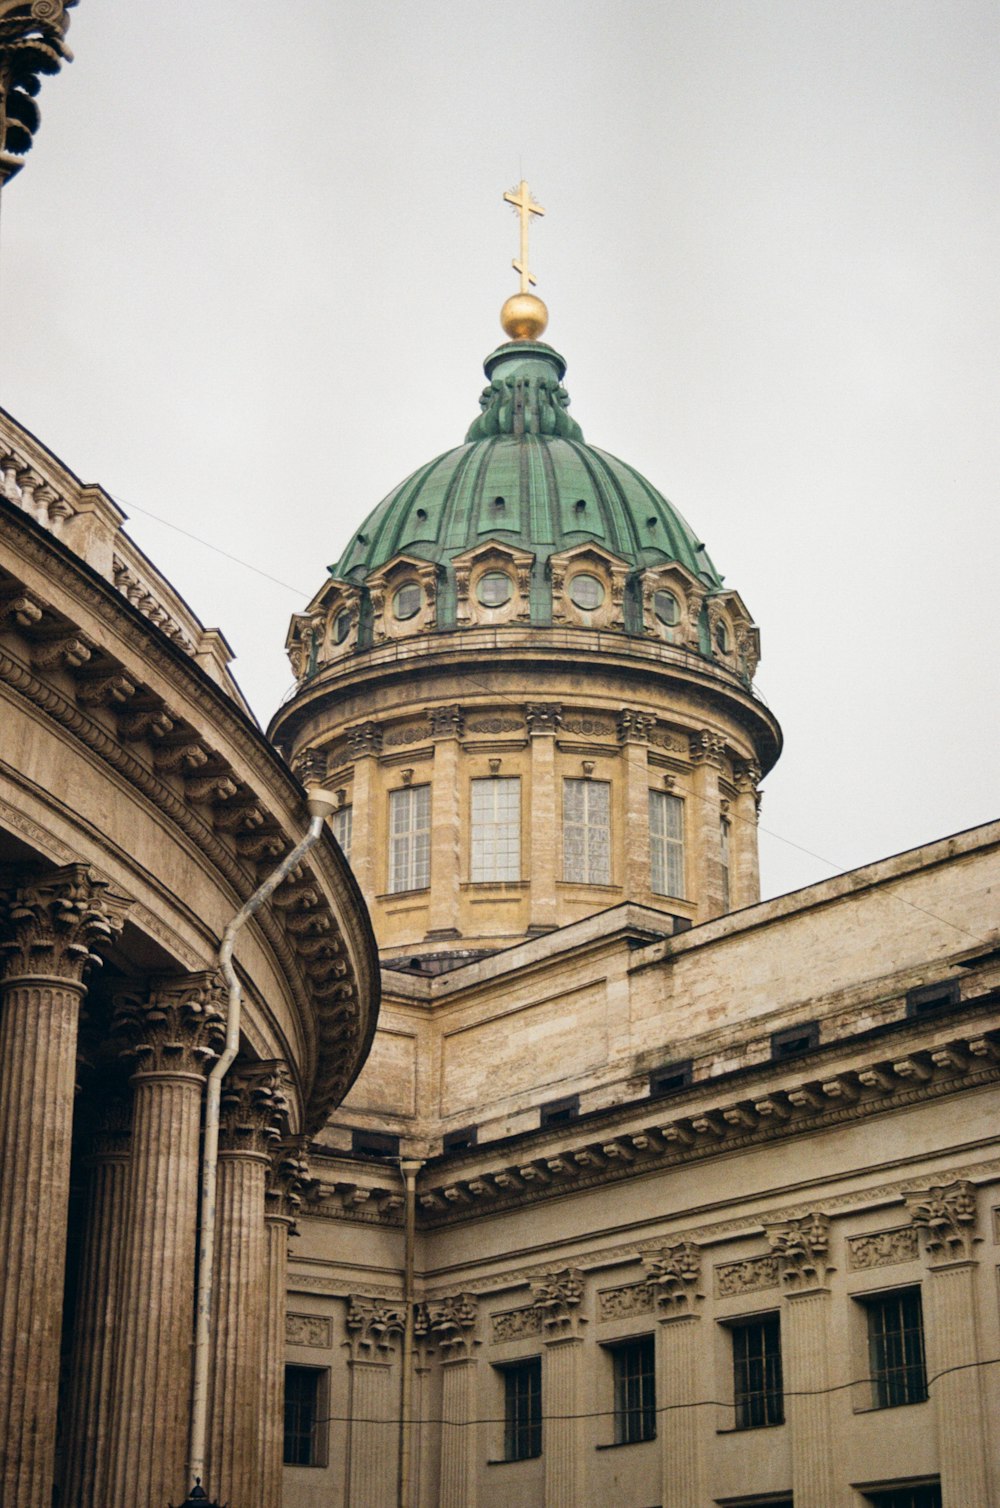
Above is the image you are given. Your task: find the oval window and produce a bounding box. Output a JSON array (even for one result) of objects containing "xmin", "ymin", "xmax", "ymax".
[
  {"xmin": 714, "ymin": 620, "xmax": 729, "ymax": 653},
  {"xmin": 333, "ymin": 609, "xmax": 352, "ymax": 644},
  {"xmin": 568, "ymin": 573, "xmax": 605, "ymax": 611},
  {"xmin": 393, "ymin": 582, "xmax": 422, "ymax": 621},
  {"xmin": 653, "ymin": 589, "xmax": 679, "ymax": 626},
  {"xmin": 476, "ymin": 571, "xmax": 513, "ymax": 608}
]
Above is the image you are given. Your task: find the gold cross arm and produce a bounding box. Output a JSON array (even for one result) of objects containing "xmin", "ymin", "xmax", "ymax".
[{"xmin": 504, "ymin": 180, "xmax": 545, "ymax": 292}]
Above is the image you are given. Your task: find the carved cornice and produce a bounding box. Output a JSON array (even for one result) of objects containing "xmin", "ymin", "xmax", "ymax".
[
  {"xmin": 905, "ymin": 1179, "xmax": 980, "ymax": 1264},
  {"xmin": 344, "ymin": 1295, "xmax": 406, "ymax": 1361},
  {"xmin": 766, "ymin": 1212, "xmax": 834, "ymax": 1291},
  {"xmin": 112, "ymin": 970, "xmax": 226, "ymax": 1078},
  {"xmin": 0, "ymin": 861, "xmax": 129, "ymax": 982}
]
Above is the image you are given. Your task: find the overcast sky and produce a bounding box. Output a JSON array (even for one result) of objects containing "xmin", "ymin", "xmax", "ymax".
[{"xmin": 2, "ymin": 1, "xmax": 997, "ymax": 902}]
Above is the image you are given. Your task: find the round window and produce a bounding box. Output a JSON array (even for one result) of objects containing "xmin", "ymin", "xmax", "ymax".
[
  {"xmin": 714, "ymin": 620, "xmax": 729, "ymax": 653},
  {"xmin": 333, "ymin": 609, "xmax": 352, "ymax": 644},
  {"xmin": 393, "ymin": 582, "xmax": 422, "ymax": 621},
  {"xmin": 653, "ymin": 589, "xmax": 679, "ymax": 626},
  {"xmin": 476, "ymin": 571, "xmax": 513, "ymax": 608},
  {"xmin": 568, "ymin": 573, "xmax": 605, "ymax": 611}
]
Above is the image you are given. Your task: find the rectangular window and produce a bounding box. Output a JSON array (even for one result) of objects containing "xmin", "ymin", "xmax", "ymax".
[
  {"xmin": 332, "ymin": 804, "xmax": 352, "ymax": 862},
  {"xmin": 719, "ymin": 816, "xmax": 731, "ymax": 911},
  {"xmin": 283, "ymin": 1365, "xmax": 326, "ymax": 1466},
  {"xmin": 649, "ymin": 790, "xmax": 685, "ymax": 897},
  {"xmin": 388, "ymin": 784, "xmax": 431, "ymax": 893},
  {"xmin": 863, "ymin": 1488, "xmax": 941, "ymax": 1508},
  {"xmin": 501, "ymin": 1357, "xmax": 542, "ymax": 1460},
  {"xmin": 470, "ymin": 777, "xmax": 521, "ymax": 882},
  {"xmin": 563, "ymin": 778, "xmax": 611, "ymax": 885},
  {"xmin": 865, "ymin": 1290, "xmax": 928, "ymax": 1408},
  {"xmin": 731, "ymin": 1315, "xmax": 783, "ymax": 1428},
  {"xmin": 539, "ymin": 1093, "xmax": 579, "ymax": 1128},
  {"xmin": 610, "ymin": 1335, "xmax": 656, "ymax": 1444}
]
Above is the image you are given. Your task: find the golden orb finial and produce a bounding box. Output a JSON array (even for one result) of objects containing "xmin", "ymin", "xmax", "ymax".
[{"xmin": 501, "ymin": 292, "xmax": 549, "ymax": 341}]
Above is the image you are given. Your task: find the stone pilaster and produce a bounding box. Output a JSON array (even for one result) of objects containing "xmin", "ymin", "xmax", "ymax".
[
  {"xmin": 618, "ymin": 709, "xmax": 654, "ymax": 899},
  {"xmin": 0, "ymin": 864, "xmax": 127, "ymax": 1508},
  {"xmin": 526, "ymin": 705, "xmax": 561, "ymax": 931},
  {"xmin": 643, "ymin": 1243, "xmax": 705, "ymax": 1507},
  {"xmin": 530, "ymin": 1269, "xmax": 587, "ymax": 1508},
  {"xmin": 62, "ymin": 1098, "xmax": 132, "ymax": 1508},
  {"xmin": 262, "ymin": 1138, "xmax": 309, "ymax": 1508},
  {"xmin": 346, "ymin": 721, "xmax": 381, "ymax": 898},
  {"xmin": 424, "ymin": 1293, "xmax": 480, "ymax": 1508},
  {"xmin": 345, "ymin": 1295, "xmax": 406, "ymax": 1507},
  {"xmin": 427, "ymin": 707, "xmax": 463, "ymax": 938},
  {"xmin": 105, "ymin": 972, "xmax": 226, "ymax": 1508},
  {"xmin": 906, "ymin": 1182, "xmax": 990, "ymax": 1507},
  {"xmin": 767, "ymin": 1213, "xmax": 837, "ymax": 1508},
  {"xmin": 732, "ymin": 760, "xmax": 762, "ymax": 907},
  {"xmin": 688, "ymin": 730, "xmax": 726, "ymax": 918},
  {"xmin": 206, "ymin": 1065, "xmax": 287, "ymax": 1507}
]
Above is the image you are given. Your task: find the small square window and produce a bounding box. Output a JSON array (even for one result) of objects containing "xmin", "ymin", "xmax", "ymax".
[
  {"xmin": 283, "ymin": 1365, "xmax": 328, "ymax": 1467},
  {"xmin": 649, "ymin": 1059, "xmax": 692, "ymax": 1097},
  {"xmin": 352, "ymin": 1129, "xmax": 400, "ymax": 1158},
  {"xmin": 729, "ymin": 1314, "xmax": 783, "ymax": 1429},
  {"xmin": 499, "ymin": 1357, "xmax": 542, "ymax": 1460},
  {"xmin": 443, "ymin": 1125, "xmax": 478, "ymax": 1153},
  {"xmin": 540, "ymin": 1094, "xmax": 579, "ymax": 1129},
  {"xmin": 770, "ymin": 1021, "xmax": 819, "ymax": 1060},
  {"xmin": 862, "ymin": 1289, "xmax": 928, "ymax": 1408},
  {"xmin": 905, "ymin": 980, "xmax": 960, "ymax": 1018},
  {"xmin": 608, "ymin": 1335, "xmax": 656, "ymax": 1444}
]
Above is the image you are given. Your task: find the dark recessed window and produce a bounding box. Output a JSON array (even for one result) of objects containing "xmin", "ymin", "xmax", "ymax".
[
  {"xmin": 649, "ymin": 1060, "xmax": 692, "ymax": 1097},
  {"xmin": 476, "ymin": 571, "xmax": 513, "ymax": 608},
  {"xmin": 731, "ymin": 1314, "xmax": 784, "ymax": 1429},
  {"xmin": 283, "ymin": 1366, "xmax": 327, "ymax": 1467},
  {"xmin": 653, "ymin": 589, "xmax": 680, "ymax": 626},
  {"xmin": 863, "ymin": 1488, "xmax": 941, "ymax": 1508},
  {"xmin": 609, "ymin": 1335, "xmax": 656, "ymax": 1444},
  {"xmin": 393, "ymin": 582, "xmax": 421, "ymax": 621},
  {"xmin": 714, "ymin": 619, "xmax": 730, "ymax": 653},
  {"xmin": 332, "ymin": 610, "xmax": 352, "ymax": 645},
  {"xmin": 905, "ymin": 980, "xmax": 960, "ymax": 1018},
  {"xmin": 863, "ymin": 1289, "xmax": 928, "ymax": 1409},
  {"xmin": 443, "ymin": 1125, "xmax": 478, "ymax": 1154},
  {"xmin": 568, "ymin": 573, "xmax": 605, "ymax": 610},
  {"xmin": 540, "ymin": 1094, "xmax": 579, "ymax": 1128},
  {"xmin": 352, "ymin": 1129, "xmax": 400, "ymax": 1158},
  {"xmin": 771, "ymin": 1021, "xmax": 819, "ymax": 1060},
  {"xmin": 500, "ymin": 1357, "xmax": 542, "ymax": 1460}
]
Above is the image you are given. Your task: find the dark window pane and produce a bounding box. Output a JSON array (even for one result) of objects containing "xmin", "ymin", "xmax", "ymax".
[
  {"xmin": 867, "ymin": 1291, "xmax": 927, "ymax": 1408},
  {"xmin": 732, "ymin": 1315, "xmax": 783, "ymax": 1428},
  {"xmin": 503, "ymin": 1357, "xmax": 542, "ymax": 1460},
  {"xmin": 612, "ymin": 1335, "xmax": 656, "ymax": 1443},
  {"xmin": 865, "ymin": 1487, "xmax": 942, "ymax": 1508},
  {"xmin": 283, "ymin": 1366, "xmax": 322, "ymax": 1466}
]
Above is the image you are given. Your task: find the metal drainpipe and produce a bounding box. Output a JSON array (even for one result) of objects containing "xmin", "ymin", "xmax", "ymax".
[
  {"xmin": 398, "ymin": 1158, "xmax": 424, "ymax": 1508},
  {"xmin": 186, "ymin": 786, "xmax": 339, "ymax": 1497}
]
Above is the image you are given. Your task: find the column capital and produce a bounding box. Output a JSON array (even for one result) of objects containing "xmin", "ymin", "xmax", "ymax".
[
  {"xmin": 643, "ymin": 1240, "xmax": 704, "ymax": 1317},
  {"xmin": 905, "ymin": 1180, "xmax": 980, "ymax": 1264},
  {"xmin": 688, "ymin": 728, "xmax": 726, "ymax": 766},
  {"xmin": 347, "ymin": 720, "xmax": 383, "ymax": 758},
  {"xmin": 766, "ymin": 1212, "xmax": 835, "ymax": 1292},
  {"xmin": 616, "ymin": 708, "xmax": 655, "ymax": 744},
  {"xmin": 525, "ymin": 704, "xmax": 563, "ymax": 736},
  {"xmin": 345, "ymin": 1294, "xmax": 407, "ymax": 1362},
  {"xmin": 0, "ymin": 863, "xmax": 130, "ymax": 983},
  {"xmin": 530, "ymin": 1267, "xmax": 587, "ymax": 1337},
  {"xmin": 265, "ymin": 1135, "xmax": 310, "ymax": 1224},
  {"xmin": 112, "ymin": 971, "xmax": 225, "ymax": 1078},
  {"xmin": 219, "ymin": 1063, "xmax": 289, "ymax": 1158},
  {"xmin": 733, "ymin": 759, "xmax": 762, "ymax": 795},
  {"xmin": 418, "ymin": 1291, "xmax": 480, "ymax": 1359},
  {"xmin": 427, "ymin": 703, "xmax": 465, "ymax": 739}
]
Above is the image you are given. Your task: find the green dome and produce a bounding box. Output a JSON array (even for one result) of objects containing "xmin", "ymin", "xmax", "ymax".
[{"xmin": 330, "ymin": 341, "xmax": 722, "ymax": 632}]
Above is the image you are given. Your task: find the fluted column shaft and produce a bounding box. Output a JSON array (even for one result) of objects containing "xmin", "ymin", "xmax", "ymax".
[
  {"xmin": 732, "ymin": 781, "xmax": 761, "ymax": 906},
  {"xmin": 0, "ymin": 864, "xmax": 125, "ymax": 1508},
  {"xmin": 689, "ymin": 744, "xmax": 724, "ymax": 918},
  {"xmin": 261, "ymin": 1138, "xmax": 306, "ymax": 1508},
  {"xmin": 785, "ymin": 1289, "xmax": 836, "ymax": 1508},
  {"xmin": 62, "ymin": 1103, "xmax": 132, "ymax": 1508},
  {"xmin": 925, "ymin": 1262, "xmax": 989, "ymax": 1506},
  {"xmin": 348, "ymin": 1360, "xmax": 397, "ymax": 1507},
  {"xmin": 544, "ymin": 1335, "xmax": 585, "ymax": 1508},
  {"xmin": 439, "ymin": 1356, "xmax": 477, "ymax": 1508},
  {"xmin": 658, "ymin": 1314, "xmax": 705, "ymax": 1507}
]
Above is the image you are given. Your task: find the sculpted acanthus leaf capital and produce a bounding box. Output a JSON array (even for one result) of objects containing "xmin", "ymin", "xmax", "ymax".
[
  {"xmin": 0, "ymin": 863, "xmax": 130, "ymax": 983},
  {"xmin": 344, "ymin": 1295, "xmax": 406, "ymax": 1361},
  {"xmin": 642, "ymin": 1241, "xmax": 703, "ymax": 1314},
  {"xmin": 112, "ymin": 970, "xmax": 226, "ymax": 1077},
  {"xmin": 530, "ymin": 1267, "xmax": 586, "ymax": 1334},
  {"xmin": 219, "ymin": 1062, "xmax": 289, "ymax": 1156},
  {"xmin": 766, "ymin": 1212, "xmax": 834, "ymax": 1290},
  {"xmin": 418, "ymin": 1291, "xmax": 480, "ymax": 1357},
  {"xmin": 905, "ymin": 1180, "xmax": 980, "ymax": 1264}
]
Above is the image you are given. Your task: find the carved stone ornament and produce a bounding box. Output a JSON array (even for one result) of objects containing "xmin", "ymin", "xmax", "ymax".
[
  {"xmin": 617, "ymin": 708, "xmax": 655, "ymax": 744},
  {"xmin": 525, "ymin": 704, "xmax": 563, "ymax": 736},
  {"xmin": 266, "ymin": 1136, "xmax": 310, "ymax": 1225},
  {"xmin": 714, "ymin": 1254, "xmax": 781, "ymax": 1299},
  {"xmin": 643, "ymin": 1240, "xmax": 703, "ymax": 1314},
  {"xmin": 344, "ymin": 1295, "xmax": 406, "ymax": 1361},
  {"xmin": 689, "ymin": 728, "xmax": 726, "ymax": 766},
  {"xmin": 766, "ymin": 1212, "xmax": 834, "ymax": 1291},
  {"xmin": 347, "ymin": 720, "xmax": 383, "ymax": 758},
  {"xmin": 846, "ymin": 1227, "xmax": 920, "ymax": 1272},
  {"xmin": 286, "ymin": 1313, "xmax": 331, "ymax": 1349},
  {"xmin": 733, "ymin": 760, "xmax": 762, "ymax": 796},
  {"xmin": 428, "ymin": 703, "xmax": 464, "ymax": 739},
  {"xmin": 421, "ymin": 1292, "xmax": 480, "ymax": 1357},
  {"xmin": 596, "ymin": 1282, "xmax": 654, "ymax": 1323},
  {"xmin": 219, "ymin": 1063, "xmax": 289, "ymax": 1157},
  {"xmin": 529, "ymin": 1267, "xmax": 586, "ymax": 1333},
  {"xmin": 0, "ymin": 0, "xmax": 77, "ymax": 186},
  {"xmin": 112, "ymin": 970, "xmax": 226, "ymax": 1077},
  {"xmin": 291, "ymin": 746, "xmax": 329, "ymax": 786},
  {"xmin": 0, "ymin": 862, "xmax": 129, "ymax": 983},
  {"xmin": 491, "ymin": 1305, "xmax": 544, "ymax": 1342},
  {"xmin": 905, "ymin": 1180, "xmax": 980, "ymax": 1264}
]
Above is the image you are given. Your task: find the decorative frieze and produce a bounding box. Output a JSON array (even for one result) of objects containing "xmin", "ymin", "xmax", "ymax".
[
  {"xmin": 767, "ymin": 1212, "xmax": 834, "ymax": 1290},
  {"xmin": 492, "ymin": 1304, "xmax": 544, "ymax": 1342},
  {"xmin": 562, "ymin": 715, "xmax": 613, "ymax": 737},
  {"xmin": 906, "ymin": 1180, "xmax": 980, "ymax": 1263},
  {"xmin": 344, "ymin": 1296, "xmax": 406, "ymax": 1360},
  {"xmin": 715, "ymin": 1254, "xmax": 781, "ymax": 1298},
  {"xmin": 596, "ymin": 1281, "xmax": 654, "ymax": 1323},
  {"xmin": 466, "ymin": 716, "xmax": 523, "ymax": 735},
  {"xmin": 286, "ymin": 1313, "xmax": 332, "ymax": 1349},
  {"xmin": 846, "ymin": 1227, "xmax": 920, "ymax": 1271}
]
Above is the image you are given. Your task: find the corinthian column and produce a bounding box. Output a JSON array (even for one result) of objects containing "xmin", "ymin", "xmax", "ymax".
[
  {"xmin": 426, "ymin": 1293, "xmax": 480, "ymax": 1508},
  {"xmin": 732, "ymin": 761, "xmax": 762, "ymax": 907},
  {"xmin": 767, "ymin": 1213, "xmax": 837, "ymax": 1508},
  {"xmin": 531, "ymin": 1268, "xmax": 587, "ymax": 1508},
  {"xmin": 906, "ymin": 1183, "xmax": 990, "ymax": 1507},
  {"xmin": 62, "ymin": 1097, "xmax": 132, "ymax": 1508},
  {"xmin": 0, "ymin": 864, "xmax": 127, "ymax": 1508},
  {"xmin": 261, "ymin": 1137, "xmax": 308, "ymax": 1508},
  {"xmin": 206, "ymin": 1064, "xmax": 287, "ymax": 1506},
  {"xmin": 105, "ymin": 972, "xmax": 225, "ymax": 1508},
  {"xmin": 345, "ymin": 1295, "xmax": 407, "ymax": 1507},
  {"xmin": 644, "ymin": 1243, "xmax": 706, "ymax": 1508}
]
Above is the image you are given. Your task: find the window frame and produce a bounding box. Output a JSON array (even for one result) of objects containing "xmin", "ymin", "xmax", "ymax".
[
  {"xmin": 388, "ymin": 783, "xmax": 431, "ymax": 894},
  {"xmin": 649, "ymin": 788, "xmax": 685, "ymax": 898},
  {"xmin": 331, "ymin": 803, "xmax": 352, "ymax": 862},
  {"xmin": 719, "ymin": 814, "xmax": 731, "ymax": 911},
  {"xmin": 562, "ymin": 777, "xmax": 612, "ymax": 886},
  {"xmin": 469, "ymin": 775, "xmax": 521, "ymax": 883},
  {"xmin": 607, "ymin": 1334, "xmax": 657, "ymax": 1445},
  {"xmin": 498, "ymin": 1356, "xmax": 542, "ymax": 1462},
  {"xmin": 861, "ymin": 1287, "xmax": 928, "ymax": 1410},
  {"xmin": 728, "ymin": 1312, "xmax": 784, "ymax": 1430},
  {"xmin": 283, "ymin": 1364, "xmax": 328, "ymax": 1468}
]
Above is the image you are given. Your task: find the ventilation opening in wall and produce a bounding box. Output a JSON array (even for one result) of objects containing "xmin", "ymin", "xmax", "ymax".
[
  {"xmin": 443, "ymin": 1125, "xmax": 478, "ymax": 1154},
  {"xmin": 539, "ymin": 1094, "xmax": 580, "ymax": 1129},
  {"xmin": 905, "ymin": 980, "xmax": 961, "ymax": 1019},
  {"xmin": 649, "ymin": 1060, "xmax": 693, "ymax": 1097},
  {"xmin": 351, "ymin": 1129, "xmax": 401, "ymax": 1158},
  {"xmin": 770, "ymin": 1022, "xmax": 819, "ymax": 1061}
]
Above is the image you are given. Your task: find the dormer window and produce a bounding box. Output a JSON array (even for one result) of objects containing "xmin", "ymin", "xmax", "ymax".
[
  {"xmin": 653, "ymin": 589, "xmax": 680, "ymax": 626},
  {"xmin": 333, "ymin": 610, "xmax": 352, "ymax": 645},
  {"xmin": 477, "ymin": 571, "xmax": 513, "ymax": 608},
  {"xmin": 393, "ymin": 582, "xmax": 422, "ymax": 621},
  {"xmin": 714, "ymin": 619, "xmax": 730, "ymax": 653},
  {"xmin": 568, "ymin": 573, "xmax": 605, "ymax": 611}
]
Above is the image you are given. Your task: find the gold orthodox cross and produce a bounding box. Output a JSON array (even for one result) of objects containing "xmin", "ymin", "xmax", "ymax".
[{"xmin": 504, "ymin": 180, "xmax": 545, "ymax": 291}]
